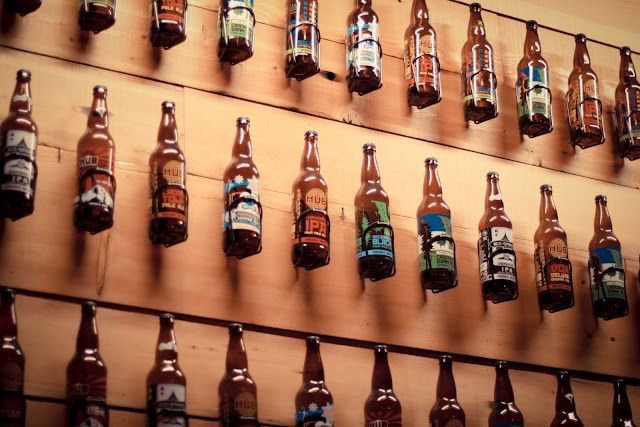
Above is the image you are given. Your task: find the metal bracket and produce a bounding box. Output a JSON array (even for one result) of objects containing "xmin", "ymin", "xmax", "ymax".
[
  {"xmin": 468, "ymin": 68, "xmax": 499, "ymax": 122},
  {"xmin": 360, "ymin": 220, "xmax": 395, "ymax": 281},
  {"xmin": 223, "ymin": 195, "xmax": 263, "ymax": 257},
  {"xmin": 293, "ymin": 208, "xmax": 330, "ymax": 270}
]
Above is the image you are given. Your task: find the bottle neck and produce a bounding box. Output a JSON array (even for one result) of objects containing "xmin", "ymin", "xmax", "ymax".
[
  {"xmin": 411, "ymin": 0, "xmax": 429, "ymax": 25},
  {"xmin": 423, "ymin": 163, "xmax": 443, "ymax": 200},
  {"xmin": 0, "ymin": 291, "xmax": 17, "ymax": 338},
  {"xmin": 157, "ymin": 107, "xmax": 178, "ymax": 145},
  {"xmin": 76, "ymin": 309, "xmax": 99, "ymax": 352},
  {"xmin": 361, "ymin": 150, "xmax": 381, "ymax": 184},
  {"xmin": 226, "ymin": 331, "xmax": 249, "ymax": 372},
  {"xmin": 468, "ymin": 9, "xmax": 486, "ymax": 38},
  {"xmin": 9, "ymin": 79, "xmax": 32, "ymax": 115},
  {"xmin": 436, "ymin": 361, "xmax": 457, "ymax": 399},
  {"xmin": 573, "ymin": 40, "xmax": 590, "ymax": 67},
  {"xmin": 358, "ymin": 0, "xmax": 372, "ymax": 7},
  {"xmin": 620, "ymin": 52, "xmax": 637, "ymax": 83},
  {"xmin": 88, "ymin": 94, "xmax": 109, "ymax": 130},
  {"xmin": 155, "ymin": 318, "xmax": 178, "ymax": 364},
  {"xmin": 539, "ymin": 189, "xmax": 558, "ymax": 223},
  {"xmin": 371, "ymin": 350, "xmax": 393, "ymax": 390},
  {"xmin": 485, "ymin": 177, "xmax": 504, "ymax": 211},
  {"xmin": 594, "ymin": 200, "xmax": 613, "ymax": 233},
  {"xmin": 232, "ymin": 123, "xmax": 253, "ymax": 159},
  {"xmin": 301, "ymin": 136, "xmax": 321, "ymax": 171},
  {"xmin": 303, "ymin": 342, "xmax": 325, "ymax": 382},
  {"xmin": 524, "ymin": 26, "xmax": 542, "ymax": 57},
  {"xmin": 555, "ymin": 374, "xmax": 577, "ymax": 413},
  {"xmin": 494, "ymin": 367, "xmax": 515, "ymax": 403}
]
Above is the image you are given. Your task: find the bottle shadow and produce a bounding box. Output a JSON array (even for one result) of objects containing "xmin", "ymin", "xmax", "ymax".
[
  {"xmin": 150, "ymin": 244, "xmax": 163, "ymax": 282},
  {"xmin": 71, "ymin": 230, "xmax": 86, "ymax": 274}
]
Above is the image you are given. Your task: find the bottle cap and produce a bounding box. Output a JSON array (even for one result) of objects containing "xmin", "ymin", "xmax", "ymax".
[
  {"xmin": 486, "ymin": 171, "xmax": 499, "ymax": 179},
  {"xmin": 595, "ymin": 194, "xmax": 607, "ymax": 203},
  {"xmin": 540, "ymin": 184, "xmax": 552, "ymax": 192},
  {"xmin": 620, "ymin": 46, "xmax": 631, "ymax": 55},
  {"xmin": 374, "ymin": 344, "xmax": 388, "ymax": 353},
  {"xmin": 93, "ymin": 85, "xmax": 108, "ymax": 95},
  {"xmin": 425, "ymin": 157, "xmax": 438, "ymax": 165},
  {"xmin": 236, "ymin": 117, "xmax": 250, "ymax": 125},
  {"xmin": 162, "ymin": 100, "xmax": 175, "ymax": 109},
  {"xmin": 305, "ymin": 130, "xmax": 318, "ymax": 138},
  {"xmin": 228, "ymin": 323, "xmax": 243, "ymax": 334},
  {"xmin": 575, "ymin": 33, "xmax": 587, "ymax": 42},
  {"xmin": 81, "ymin": 301, "xmax": 97, "ymax": 314},
  {"xmin": 439, "ymin": 354, "xmax": 453, "ymax": 365},
  {"xmin": 160, "ymin": 313, "xmax": 174, "ymax": 321},
  {"xmin": 16, "ymin": 69, "xmax": 31, "ymax": 80},
  {"xmin": 363, "ymin": 143, "xmax": 376, "ymax": 152},
  {"xmin": 526, "ymin": 20, "xmax": 538, "ymax": 29},
  {"xmin": 306, "ymin": 335, "xmax": 321, "ymax": 346},
  {"xmin": 470, "ymin": 3, "xmax": 482, "ymax": 11},
  {"xmin": 0, "ymin": 288, "xmax": 16, "ymax": 301},
  {"xmin": 496, "ymin": 360, "xmax": 509, "ymax": 369}
]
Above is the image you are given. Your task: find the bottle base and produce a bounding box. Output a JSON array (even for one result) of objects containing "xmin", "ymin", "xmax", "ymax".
[{"xmin": 482, "ymin": 280, "xmax": 518, "ymax": 303}]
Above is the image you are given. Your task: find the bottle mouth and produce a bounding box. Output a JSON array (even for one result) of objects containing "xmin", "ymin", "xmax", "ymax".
[
  {"xmin": 595, "ymin": 194, "xmax": 607, "ymax": 203},
  {"xmin": 439, "ymin": 354, "xmax": 452, "ymax": 364},
  {"xmin": 575, "ymin": 33, "xmax": 587, "ymax": 42},
  {"xmin": 81, "ymin": 301, "xmax": 97, "ymax": 314},
  {"xmin": 160, "ymin": 313, "xmax": 174, "ymax": 322},
  {"xmin": 496, "ymin": 360, "xmax": 509, "ymax": 370},
  {"xmin": 540, "ymin": 184, "xmax": 552, "ymax": 192},
  {"xmin": 162, "ymin": 100, "xmax": 175, "ymax": 110},
  {"xmin": 362, "ymin": 143, "xmax": 376, "ymax": 152},
  {"xmin": 374, "ymin": 344, "xmax": 388, "ymax": 353},
  {"xmin": 16, "ymin": 69, "xmax": 31, "ymax": 81},
  {"xmin": 236, "ymin": 117, "xmax": 250, "ymax": 125},
  {"xmin": 526, "ymin": 20, "xmax": 538, "ymax": 29},
  {"xmin": 305, "ymin": 130, "xmax": 318, "ymax": 138},
  {"xmin": 93, "ymin": 85, "xmax": 108, "ymax": 96},
  {"xmin": 0, "ymin": 288, "xmax": 16, "ymax": 301},
  {"xmin": 486, "ymin": 171, "xmax": 499, "ymax": 179},
  {"xmin": 306, "ymin": 335, "xmax": 321, "ymax": 346},
  {"xmin": 425, "ymin": 157, "xmax": 438, "ymax": 165},
  {"xmin": 470, "ymin": 2, "xmax": 482, "ymax": 11},
  {"xmin": 620, "ymin": 46, "xmax": 631, "ymax": 55},
  {"xmin": 228, "ymin": 322, "xmax": 243, "ymax": 334}
]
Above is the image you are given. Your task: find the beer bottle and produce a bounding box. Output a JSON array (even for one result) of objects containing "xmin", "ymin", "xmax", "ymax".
[
  {"xmin": 417, "ymin": 158, "xmax": 457, "ymax": 293},
  {"xmin": 0, "ymin": 70, "xmax": 38, "ymax": 221},
  {"xmin": 147, "ymin": 314, "xmax": 188, "ymax": 427},
  {"xmin": 566, "ymin": 34, "xmax": 605, "ymax": 149},
  {"xmin": 150, "ymin": 0, "xmax": 188, "ymax": 50},
  {"xmin": 217, "ymin": 0, "xmax": 255, "ymax": 65},
  {"xmin": 66, "ymin": 302, "xmax": 109, "ymax": 427},
  {"xmin": 292, "ymin": 131, "xmax": 330, "ymax": 270},
  {"xmin": 73, "ymin": 86, "xmax": 116, "ymax": 235},
  {"xmin": 149, "ymin": 101, "xmax": 188, "ymax": 247},
  {"xmin": 534, "ymin": 185, "xmax": 574, "ymax": 313},
  {"xmin": 222, "ymin": 117, "xmax": 262, "ymax": 259},
  {"xmin": 355, "ymin": 144, "xmax": 395, "ymax": 281},
  {"xmin": 295, "ymin": 336, "xmax": 334, "ymax": 427},
  {"xmin": 488, "ymin": 361, "xmax": 524, "ymax": 427},
  {"xmin": 346, "ymin": 0, "xmax": 383, "ymax": 96},
  {"xmin": 364, "ymin": 345, "xmax": 401, "ymax": 426},
  {"xmin": 6, "ymin": 0, "xmax": 41, "ymax": 16},
  {"xmin": 589, "ymin": 195, "xmax": 628, "ymax": 320},
  {"xmin": 461, "ymin": 3, "xmax": 498, "ymax": 124},
  {"xmin": 78, "ymin": 0, "xmax": 117, "ymax": 34},
  {"xmin": 516, "ymin": 20, "xmax": 553, "ymax": 138},
  {"xmin": 285, "ymin": 0, "xmax": 320, "ymax": 81},
  {"xmin": 429, "ymin": 355, "xmax": 465, "ymax": 427},
  {"xmin": 478, "ymin": 172, "xmax": 518, "ymax": 303},
  {"xmin": 218, "ymin": 323, "xmax": 258, "ymax": 426},
  {"xmin": 0, "ymin": 289, "xmax": 25, "ymax": 427},
  {"xmin": 550, "ymin": 371, "xmax": 583, "ymax": 427},
  {"xmin": 612, "ymin": 379, "xmax": 636, "ymax": 427},
  {"xmin": 404, "ymin": 0, "xmax": 441, "ymax": 109},
  {"xmin": 614, "ymin": 47, "xmax": 640, "ymax": 160}
]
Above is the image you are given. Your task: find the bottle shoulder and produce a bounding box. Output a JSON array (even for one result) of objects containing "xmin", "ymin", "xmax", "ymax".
[{"xmin": 1, "ymin": 113, "xmax": 38, "ymax": 134}]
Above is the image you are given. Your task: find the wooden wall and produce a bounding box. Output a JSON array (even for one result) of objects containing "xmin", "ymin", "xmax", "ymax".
[{"xmin": 0, "ymin": 0, "xmax": 639, "ymax": 425}]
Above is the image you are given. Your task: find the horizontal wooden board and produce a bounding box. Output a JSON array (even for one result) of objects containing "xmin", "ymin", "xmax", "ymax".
[
  {"xmin": 16, "ymin": 295, "xmax": 640, "ymax": 425},
  {"xmin": 1, "ymin": 1, "xmax": 640, "ymax": 191}
]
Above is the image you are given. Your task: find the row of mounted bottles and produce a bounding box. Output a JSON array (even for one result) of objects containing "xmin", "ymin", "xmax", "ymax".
[
  {"xmin": 6, "ymin": 0, "xmax": 640, "ymax": 157},
  {"xmin": 0, "ymin": 289, "xmax": 636, "ymax": 427},
  {"xmin": 0, "ymin": 72, "xmax": 634, "ymax": 321}
]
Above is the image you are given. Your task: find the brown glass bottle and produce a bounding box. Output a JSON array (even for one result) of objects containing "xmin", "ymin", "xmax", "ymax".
[
  {"xmin": 516, "ymin": 20, "xmax": 552, "ymax": 138},
  {"xmin": 550, "ymin": 371, "xmax": 583, "ymax": 427},
  {"xmin": 566, "ymin": 34, "xmax": 605, "ymax": 149},
  {"xmin": 0, "ymin": 289, "xmax": 25, "ymax": 427},
  {"xmin": 429, "ymin": 355, "xmax": 465, "ymax": 427},
  {"xmin": 222, "ymin": 117, "xmax": 261, "ymax": 259},
  {"xmin": 589, "ymin": 195, "xmax": 628, "ymax": 320},
  {"xmin": 150, "ymin": 0, "xmax": 188, "ymax": 49},
  {"xmin": 355, "ymin": 144, "xmax": 395, "ymax": 281},
  {"xmin": 489, "ymin": 361, "xmax": 523, "ymax": 427},
  {"xmin": 461, "ymin": 3, "xmax": 498, "ymax": 124},
  {"xmin": 285, "ymin": 0, "xmax": 320, "ymax": 81},
  {"xmin": 404, "ymin": 0, "xmax": 441, "ymax": 109},
  {"xmin": 292, "ymin": 131, "xmax": 330, "ymax": 270},
  {"xmin": 295, "ymin": 336, "xmax": 334, "ymax": 427},
  {"xmin": 66, "ymin": 302, "xmax": 108, "ymax": 427},
  {"xmin": 147, "ymin": 314, "xmax": 188, "ymax": 427},
  {"xmin": 612, "ymin": 379, "xmax": 636, "ymax": 427},
  {"xmin": 218, "ymin": 324, "xmax": 258, "ymax": 426},
  {"xmin": 346, "ymin": 0, "xmax": 383, "ymax": 96},
  {"xmin": 218, "ymin": 0, "xmax": 255, "ymax": 65},
  {"xmin": 418, "ymin": 158, "xmax": 456, "ymax": 293},
  {"xmin": 534, "ymin": 185, "xmax": 573, "ymax": 313},
  {"xmin": 149, "ymin": 101, "xmax": 188, "ymax": 247},
  {"xmin": 6, "ymin": 0, "xmax": 41, "ymax": 16},
  {"xmin": 0, "ymin": 70, "xmax": 38, "ymax": 221},
  {"xmin": 73, "ymin": 86, "xmax": 116, "ymax": 234},
  {"xmin": 615, "ymin": 47, "xmax": 640, "ymax": 160},
  {"xmin": 364, "ymin": 345, "xmax": 401, "ymax": 426},
  {"xmin": 78, "ymin": 0, "xmax": 116, "ymax": 34},
  {"xmin": 478, "ymin": 172, "xmax": 518, "ymax": 303}
]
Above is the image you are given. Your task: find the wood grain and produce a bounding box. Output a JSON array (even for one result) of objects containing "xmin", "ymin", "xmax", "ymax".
[{"xmin": 16, "ymin": 295, "xmax": 640, "ymax": 425}]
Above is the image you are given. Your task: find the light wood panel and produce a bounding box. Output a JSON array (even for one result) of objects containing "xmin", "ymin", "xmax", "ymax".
[
  {"xmin": 16, "ymin": 295, "xmax": 640, "ymax": 425},
  {"xmin": 1, "ymin": 1, "xmax": 640, "ymax": 190}
]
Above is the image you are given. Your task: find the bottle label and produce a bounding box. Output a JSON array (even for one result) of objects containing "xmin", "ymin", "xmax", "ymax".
[
  {"xmin": 589, "ymin": 246, "xmax": 626, "ymax": 301},
  {"xmin": 219, "ymin": 0, "xmax": 254, "ymax": 41},
  {"xmin": 567, "ymin": 78, "xmax": 601, "ymax": 131},
  {"xmin": 516, "ymin": 65, "xmax": 551, "ymax": 118},
  {"xmin": 1, "ymin": 130, "xmax": 37, "ymax": 196},
  {"xmin": 223, "ymin": 175, "xmax": 261, "ymax": 234},
  {"xmin": 404, "ymin": 33, "xmax": 438, "ymax": 90},
  {"xmin": 221, "ymin": 391, "xmax": 257, "ymax": 422},
  {"xmin": 535, "ymin": 238, "xmax": 572, "ymax": 293},
  {"xmin": 296, "ymin": 402, "xmax": 335, "ymax": 426},
  {"xmin": 68, "ymin": 375, "xmax": 108, "ymax": 427},
  {"xmin": 365, "ymin": 413, "xmax": 402, "ymax": 426},
  {"xmin": 147, "ymin": 384, "xmax": 187, "ymax": 427},
  {"xmin": 292, "ymin": 187, "xmax": 329, "ymax": 245},
  {"xmin": 155, "ymin": 0, "xmax": 186, "ymax": 24},
  {"xmin": 418, "ymin": 213, "xmax": 454, "ymax": 272},
  {"xmin": 74, "ymin": 152, "xmax": 115, "ymax": 212},
  {"xmin": 462, "ymin": 46, "xmax": 495, "ymax": 103},
  {"xmin": 346, "ymin": 23, "xmax": 382, "ymax": 73},
  {"xmin": 286, "ymin": 0, "xmax": 318, "ymax": 58},
  {"xmin": 82, "ymin": 0, "xmax": 115, "ymax": 8},
  {"xmin": 356, "ymin": 201, "xmax": 393, "ymax": 260},
  {"xmin": 150, "ymin": 160, "xmax": 187, "ymax": 222},
  {"xmin": 478, "ymin": 227, "xmax": 517, "ymax": 283},
  {"xmin": 0, "ymin": 361, "xmax": 24, "ymax": 423},
  {"xmin": 617, "ymin": 87, "xmax": 640, "ymax": 143}
]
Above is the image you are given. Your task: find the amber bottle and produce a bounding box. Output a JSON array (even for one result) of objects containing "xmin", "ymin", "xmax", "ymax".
[
  {"xmin": 285, "ymin": 0, "xmax": 320, "ymax": 81},
  {"xmin": 516, "ymin": 20, "xmax": 553, "ymax": 138},
  {"xmin": 364, "ymin": 345, "xmax": 401, "ymax": 426},
  {"xmin": 429, "ymin": 355, "xmax": 465, "ymax": 427},
  {"xmin": 550, "ymin": 371, "xmax": 583, "ymax": 427},
  {"xmin": 78, "ymin": 0, "xmax": 117, "ymax": 34},
  {"xmin": 295, "ymin": 336, "xmax": 334, "ymax": 426},
  {"xmin": 417, "ymin": 158, "xmax": 456, "ymax": 292},
  {"xmin": 488, "ymin": 361, "xmax": 523, "ymax": 427},
  {"xmin": 612, "ymin": 379, "xmax": 636, "ymax": 427},
  {"xmin": 0, "ymin": 289, "xmax": 25, "ymax": 427},
  {"xmin": 615, "ymin": 47, "xmax": 640, "ymax": 160},
  {"xmin": 0, "ymin": 70, "xmax": 38, "ymax": 221},
  {"xmin": 218, "ymin": 0, "xmax": 255, "ymax": 65},
  {"xmin": 404, "ymin": 0, "xmax": 441, "ymax": 109},
  {"xmin": 566, "ymin": 34, "xmax": 605, "ymax": 149},
  {"xmin": 346, "ymin": 0, "xmax": 383, "ymax": 96},
  {"xmin": 292, "ymin": 131, "xmax": 330, "ymax": 270},
  {"xmin": 478, "ymin": 172, "xmax": 518, "ymax": 303},
  {"xmin": 461, "ymin": 3, "xmax": 498, "ymax": 124},
  {"xmin": 589, "ymin": 195, "xmax": 628, "ymax": 320},
  {"xmin": 150, "ymin": 0, "xmax": 188, "ymax": 49}
]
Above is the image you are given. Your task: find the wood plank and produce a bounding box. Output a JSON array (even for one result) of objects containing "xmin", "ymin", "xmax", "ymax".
[
  {"xmin": 16, "ymin": 295, "xmax": 640, "ymax": 425},
  {"xmin": 1, "ymin": 1, "xmax": 640, "ymax": 191}
]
